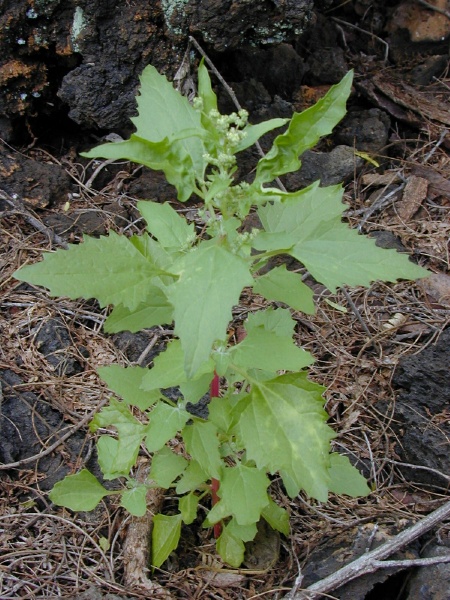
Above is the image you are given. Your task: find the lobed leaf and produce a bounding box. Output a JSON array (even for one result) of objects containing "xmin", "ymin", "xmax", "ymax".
[
  {"xmin": 253, "ymin": 265, "xmax": 315, "ymax": 314},
  {"xmin": 328, "ymin": 453, "xmax": 371, "ymax": 497},
  {"xmin": 49, "ymin": 469, "xmax": 109, "ymax": 511},
  {"xmin": 150, "ymin": 446, "xmax": 188, "ymax": 488},
  {"xmin": 183, "ymin": 421, "xmax": 222, "ymax": 480},
  {"xmin": 145, "ymin": 401, "xmax": 190, "ymax": 452},
  {"xmin": 14, "ymin": 232, "xmax": 164, "ymax": 311},
  {"xmin": 258, "ymin": 182, "xmax": 428, "ymax": 292},
  {"xmin": 179, "ymin": 492, "xmax": 200, "ymax": 525},
  {"xmin": 137, "ymin": 200, "xmax": 195, "ymax": 249},
  {"xmin": 206, "ymin": 464, "xmax": 270, "ymax": 526},
  {"xmin": 120, "ymin": 485, "xmax": 148, "ymax": 517},
  {"xmin": 98, "ymin": 364, "xmax": 159, "ymax": 410},
  {"xmin": 234, "ymin": 374, "xmax": 335, "ymax": 502},
  {"xmin": 216, "ymin": 527, "xmax": 245, "ymax": 568},
  {"xmin": 167, "ymin": 242, "xmax": 253, "ymax": 377}
]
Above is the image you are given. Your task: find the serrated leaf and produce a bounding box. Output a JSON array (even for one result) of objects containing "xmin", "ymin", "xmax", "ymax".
[
  {"xmin": 328, "ymin": 453, "xmax": 371, "ymax": 497},
  {"xmin": 142, "ymin": 340, "xmax": 215, "ymax": 397},
  {"xmin": 226, "ymin": 518, "xmax": 258, "ymax": 543},
  {"xmin": 150, "ymin": 446, "xmax": 188, "ymax": 488},
  {"xmin": 254, "ymin": 71, "xmax": 353, "ymax": 184},
  {"xmin": 183, "ymin": 421, "xmax": 222, "ymax": 480},
  {"xmin": 167, "ymin": 243, "xmax": 252, "ymax": 377},
  {"xmin": 90, "ymin": 398, "xmax": 147, "ymax": 474},
  {"xmin": 231, "ymin": 308, "xmax": 313, "ymax": 373},
  {"xmin": 83, "ymin": 65, "xmax": 206, "ymax": 201},
  {"xmin": 253, "ymin": 265, "xmax": 315, "ymax": 314},
  {"xmin": 216, "ymin": 526, "xmax": 245, "ymax": 568},
  {"xmin": 175, "ymin": 460, "xmax": 209, "ymax": 495},
  {"xmin": 137, "ymin": 200, "xmax": 195, "ymax": 249},
  {"xmin": 14, "ymin": 232, "xmax": 164, "ymax": 311},
  {"xmin": 121, "ymin": 485, "xmax": 148, "ymax": 517},
  {"xmin": 98, "ymin": 365, "xmax": 159, "ymax": 410},
  {"xmin": 261, "ymin": 498, "xmax": 290, "ymax": 536},
  {"xmin": 104, "ymin": 287, "xmax": 173, "ymax": 333},
  {"xmin": 49, "ymin": 469, "xmax": 109, "ymax": 511},
  {"xmin": 208, "ymin": 396, "xmax": 235, "ymax": 433},
  {"xmin": 152, "ymin": 513, "xmax": 182, "ymax": 568},
  {"xmin": 96, "ymin": 435, "xmax": 124, "ymax": 479},
  {"xmin": 235, "ymin": 375, "xmax": 335, "ymax": 502},
  {"xmin": 145, "ymin": 401, "xmax": 190, "ymax": 452},
  {"xmin": 207, "ymin": 464, "xmax": 270, "ymax": 526},
  {"xmin": 258, "ymin": 182, "xmax": 428, "ymax": 292},
  {"xmin": 179, "ymin": 492, "xmax": 200, "ymax": 525}
]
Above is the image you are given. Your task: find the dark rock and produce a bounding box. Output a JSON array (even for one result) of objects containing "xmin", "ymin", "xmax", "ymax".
[
  {"xmin": 369, "ymin": 230, "xmax": 407, "ymax": 252},
  {"xmin": 391, "ymin": 328, "xmax": 450, "ymax": 486},
  {"xmin": 35, "ymin": 317, "xmax": 84, "ymax": 376},
  {"xmin": 406, "ymin": 542, "xmax": 450, "ymax": 600},
  {"xmin": 335, "ymin": 108, "xmax": 391, "ymax": 152},
  {"xmin": 0, "ymin": 144, "xmax": 71, "ymax": 208},
  {"xmin": 0, "ymin": 369, "xmax": 88, "ymax": 490},
  {"xmin": 165, "ymin": 0, "xmax": 315, "ymax": 51},
  {"xmin": 127, "ymin": 169, "xmax": 178, "ymax": 202},
  {"xmin": 306, "ymin": 46, "xmax": 348, "ymax": 84},
  {"xmin": 232, "ymin": 44, "xmax": 307, "ymax": 97},
  {"xmin": 111, "ymin": 330, "xmax": 165, "ymax": 366},
  {"xmin": 43, "ymin": 202, "xmax": 129, "ymax": 238},
  {"xmin": 301, "ymin": 522, "xmax": 420, "ymax": 599},
  {"xmin": 285, "ymin": 145, "xmax": 364, "ymax": 189}
]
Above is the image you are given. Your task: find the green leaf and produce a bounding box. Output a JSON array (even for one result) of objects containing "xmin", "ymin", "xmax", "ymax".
[
  {"xmin": 234, "ymin": 375, "xmax": 335, "ymax": 502},
  {"xmin": 49, "ymin": 469, "xmax": 109, "ymax": 511},
  {"xmin": 83, "ymin": 64, "xmax": 207, "ymax": 201},
  {"xmin": 145, "ymin": 401, "xmax": 190, "ymax": 452},
  {"xmin": 137, "ymin": 200, "xmax": 195, "ymax": 249},
  {"xmin": 104, "ymin": 293, "xmax": 174, "ymax": 333},
  {"xmin": 152, "ymin": 513, "xmax": 182, "ymax": 568},
  {"xmin": 183, "ymin": 421, "xmax": 222, "ymax": 480},
  {"xmin": 96, "ymin": 435, "xmax": 124, "ymax": 479},
  {"xmin": 216, "ymin": 526, "xmax": 245, "ymax": 568},
  {"xmin": 150, "ymin": 445, "xmax": 188, "ymax": 488},
  {"xmin": 179, "ymin": 492, "xmax": 200, "ymax": 525},
  {"xmin": 121, "ymin": 485, "xmax": 148, "ymax": 517},
  {"xmin": 207, "ymin": 464, "xmax": 270, "ymax": 526},
  {"xmin": 14, "ymin": 232, "xmax": 164, "ymax": 311},
  {"xmin": 142, "ymin": 340, "xmax": 215, "ymax": 399},
  {"xmin": 98, "ymin": 365, "xmax": 159, "ymax": 410},
  {"xmin": 90, "ymin": 398, "xmax": 147, "ymax": 474},
  {"xmin": 175, "ymin": 460, "xmax": 209, "ymax": 495},
  {"xmin": 261, "ymin": 498, "xmax": 290, "ymax": 536},
  {"xmin": 328, "ymin": 453, "xmax": 371, "ymax": 497},
  {"xmin": 236, "ymin": 118, "xmax": 289, "ymax": 153},
  {"xmin": 198, "ymin": 59, "xmax": 218, "ymax": 116},
  {"xmin": 258, "ymin": 182, "xmax": 428, "ymax": 292},
  {"xmin": 167, "ymin": 242, "xmax": 252, "ymax": 377},
  {"xmin": 226, "ymin": 518, "xmax": 258, "ymax": 543},
  {"xmin": 254, "ymin": 71, "xmax": 353, "ymax": 184},
  {"xmin": 231, "ymin": 308, "xmax": 313, "ymax": 373},
  {"xmin": 253, "ymin": 265, "xmax": 315, "ymax": 314}
]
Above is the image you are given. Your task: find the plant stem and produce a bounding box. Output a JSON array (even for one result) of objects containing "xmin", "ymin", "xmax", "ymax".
[{"xmin": 210, "ymin": 371, "xmax": 222, "ymax": 538}]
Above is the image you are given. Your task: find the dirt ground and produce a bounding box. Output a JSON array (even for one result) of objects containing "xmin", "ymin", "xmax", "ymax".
[{"xmin": 1, "ymin": 1, "xmax": 450, "ymax": 599}]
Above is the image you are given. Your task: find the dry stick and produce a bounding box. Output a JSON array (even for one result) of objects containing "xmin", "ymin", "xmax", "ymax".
[
  {"xmin": 283, "ymin": 499, "xmax": 450, "ymax": 600},
  {"xmin": 1, "ymin": 190, "xmax": 68, "ymax": 249},
  {"xmin": 0, "ymin": 390, "xmax": 108, "ymax": 470},
  {"xmin": 414, "ymin": 0, "xmax": 450, "ymax": 19},
  {"xmin": 331, "ymin": 17, "xmax": 390, "ymax": 63}
]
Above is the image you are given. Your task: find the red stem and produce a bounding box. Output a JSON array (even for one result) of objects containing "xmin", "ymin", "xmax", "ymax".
[{"xmin": 210, "ymin": 372, "xmax": 222, "ymax": 538}]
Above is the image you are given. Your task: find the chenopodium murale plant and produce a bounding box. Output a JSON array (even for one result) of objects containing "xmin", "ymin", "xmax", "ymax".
[{"xmin": 15, "ymin": 60, "xmax": 428, "ymax": 568}]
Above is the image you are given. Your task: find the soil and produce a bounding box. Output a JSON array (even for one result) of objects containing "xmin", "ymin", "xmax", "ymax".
[{"xmin": 1, "ymin": 1, "xmax": 450, "ymax": 599}]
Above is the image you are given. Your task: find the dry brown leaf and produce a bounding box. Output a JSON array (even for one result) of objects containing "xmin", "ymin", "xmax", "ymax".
[{"xmin": 396, "ymin": 175, "xmax": 428, "ymax": 221}]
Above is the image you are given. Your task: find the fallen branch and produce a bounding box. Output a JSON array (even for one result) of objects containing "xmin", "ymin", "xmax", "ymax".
[{"xmin": 283, "ymin": 499, "xmax": 450, "ymax": 599}]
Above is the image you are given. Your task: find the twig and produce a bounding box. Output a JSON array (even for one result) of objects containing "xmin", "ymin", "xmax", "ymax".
[
  {"xmin": 0, "ymin": 392, "xmax": 108, "ymax": 470},
  {"xmin": 331, "ymin": 17, "xmax": 389, "ymax": 63},
  {"xmin": 283, "ymin": 499, "xmax": 450, "ymax": 599},
  {"xmin": 0, "ymin": 190, "xmax": 68, "ymax": 249},
  {"xmin": 414, "ymin": 0, "xmax": 450, "ymax": 19}
]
